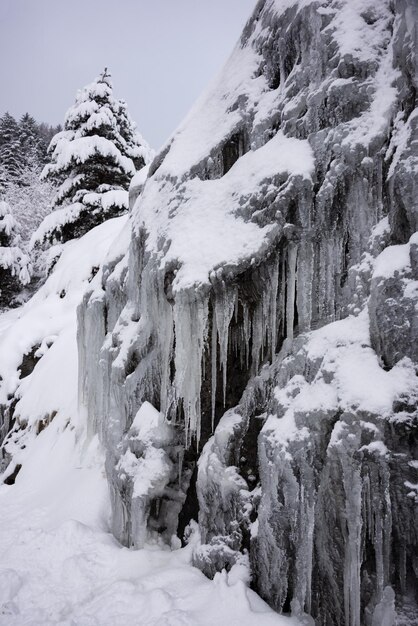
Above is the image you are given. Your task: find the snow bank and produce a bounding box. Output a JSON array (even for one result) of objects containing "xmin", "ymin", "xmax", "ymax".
[
  {"xmin": 0, "ymin": 216, "xmax": 128, "ymax": 407},
  {"xmin": 0, "ymin": 345, "xmax": 296, "ymax": 625}
]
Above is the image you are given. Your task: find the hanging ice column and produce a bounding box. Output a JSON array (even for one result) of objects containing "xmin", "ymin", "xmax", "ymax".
[
  {"xmin": 343, "ymin": 463, "xmax": 363, "ymax": 626},
  {"xmin": 214, "ymin": 283, "xmax": 237, "ymax": 408},
  {"xmin": 329, "ymin": 424, "xmax": 364, "ymax": 626},
  {"xmin": 160, "ymin": 242, "xmax": 296, "ymax": 448},
  {"xmin": 286, "ymin": 243, "xmax": 298, "ymax": 340},
  {"xmin": 173, "ymin": 290, "xmax": 209, "ymax": 447}
]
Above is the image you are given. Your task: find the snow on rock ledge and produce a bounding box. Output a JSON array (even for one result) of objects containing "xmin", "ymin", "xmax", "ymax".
[
  {"xmin": 134, "ymin": 131, "xmax": 314, "ymax": 291},
  {"xmin": 369, "ymin": 232, "xmax": 418, "ymax": 367}
]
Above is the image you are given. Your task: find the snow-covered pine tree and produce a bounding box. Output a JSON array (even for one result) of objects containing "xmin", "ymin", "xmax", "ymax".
[
  {"xmin": 37, "ymin": 122, "xmax": 62, "ymax": 164},
  {"xmin": 115, "ymin": 98, "xmax": 149, "ymax": 171},
  {"xmin": 19, "ymin": 113, "xmax": 45, "ymax": 170},
  {"xmin": 37, "ymin": 69, "xmax": 152, "ymax": 244},
  {"xmin": 3, "ymin": 165, "xmax": 54, "ymax": 243},
  {"xmin": 0, "ymin": 113, "xmax": 24, "ymax": 189},
  {"xmin": 0, "ymin": 200, "xmax": 31, "ymax": 308}
]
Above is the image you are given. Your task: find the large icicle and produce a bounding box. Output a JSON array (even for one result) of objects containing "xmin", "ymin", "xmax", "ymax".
[
  {"xmin": 286, "ymin": 243, "xmax": 298, "ymax": 340},
  {"xmin": 251, "ymin": 300, "xmax": 264, "ymax": 374},
  {"xmin": 173, "ymin": 291, "xmax": 209, "ymax": 446},
  {"xmin": 342, "ymin": 460, "xmax": 363, "ymax": 626},
  {"xmin": 269, "ymin": 258, "xmax": 279, "ymax": 360},
  {"xmin": 214, "ymin": 283, "xmax": 236, "ymax": 406},
  {"xmin": 211, "ymin": 306, "xmax": 217, "ymax": 431}
]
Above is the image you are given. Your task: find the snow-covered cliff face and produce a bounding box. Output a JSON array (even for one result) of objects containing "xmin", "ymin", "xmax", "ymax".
[{"xmin": 79, "ymin": 0, "xmax": 418, "ymax": 623}]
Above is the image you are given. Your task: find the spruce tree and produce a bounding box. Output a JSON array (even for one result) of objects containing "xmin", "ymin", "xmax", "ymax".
[
  {"xmin": 19, "ymin": 113, "xmax": 44, "ymax": 169},
  {"xmin": 38, "ymin": 69, "xmax": 152, "ymax": 244},
  {"xmin": 0, "ymin": 200, "xmax": 31, "ymax": 308},
  {"xmin": 0, "ymin": 113, "xmax": 54, "ymax": 244},
  {"xmin": 0, "ymin": 113, "xmax": 23, "ymax": 186},
  {"xmin": 38, "ymin": 122, "xmax": 62, "ymax": 164}
]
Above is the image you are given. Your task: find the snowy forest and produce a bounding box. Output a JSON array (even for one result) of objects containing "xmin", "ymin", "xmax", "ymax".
[{"xmin": 0, "ymin": 1, "xmax": 417, "ymax": 625}]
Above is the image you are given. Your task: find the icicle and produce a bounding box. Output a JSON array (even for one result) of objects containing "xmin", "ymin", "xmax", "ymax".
[
  {"xmin": 342, "ymin": 462, "xmax": 362, "ymax": 626},
  {"xmin": 278, "ymin": 255, "xmax": 286, "ymax": 338},
  {"xmin": 372, "ymin": 461, "xmax": 392, "ymax": 600},
  {"xmin": 294, "ymin": 475, "xmax": 315, "ymax": 616},
  {"xmin": 375, "ymin": 508, "xmax": 384, "ymax": 598},
  {"xmin": 270, "ymin": 259, "xmax": 279, "ymax": 361},
  {"xmin": 296, "ymin": 242, "xmax": 313, "ymax": 332},
  {"xmin": 286, "ymin": 243, "xmax": 298, "ymax": 340},
  {"xmin": 173, "ymin": 292, "xmax": 209, "ymax": 447},
  {"xmin": 178, "ymin": 447, "xmax": 184, "ymax": 487},
  {"xmin": 159, "ymin": 287, "xmax": 174, "ymax": 418},
  {"xmin": 211, "ymin": 306, "xmax": 217, "ymax": 432},
  {"xmin": 239, "ymin": 327, "xmax": 245, "ymax": 369},
  {"xmin": 233, "ymin": 327, "xmax": 239, "ymax": 357},
  {"xmin": 243, "ymin": 303, "xmax": 250, "ymax": 369},
  {"xmin": 363, "ymin": 457, "xmax": 392, "ymax": 604},
  {"xmin": 234, "ymin": 289, "xmax": 239, "ymax": 324},
  {"xmin": 383, "ymin": 474, "xmax": 392, "ymax": 594},
  {"xmin": 215, "ymin": 283, "xmax": 236, "ymax": 406},
  {"xmin": 251, "ymin": 302, "xmax": 263, "ymax": 373},
  {"xmin": 257, "ymin": 292, "xmax": 266, "ymax": 360},
  {"xmin": 261, "ymin": 287, "xmax": 268, "ymax": 361}
]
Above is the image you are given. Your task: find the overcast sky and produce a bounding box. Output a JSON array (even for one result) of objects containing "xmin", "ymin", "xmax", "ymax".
[{"xmin": 0, "ymin": 0, "xmax": 257, "ymax": 150}]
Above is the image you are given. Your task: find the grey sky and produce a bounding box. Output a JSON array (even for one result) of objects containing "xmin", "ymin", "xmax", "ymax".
[{"xmin": 0, "ymin": 0, "xmax": 257, "ymax": 150}]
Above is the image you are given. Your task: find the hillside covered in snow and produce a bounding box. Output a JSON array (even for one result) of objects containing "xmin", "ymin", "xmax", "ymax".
[{"xmin": 0, "ymin": 0, "xmax": 417, "ymax": 625}]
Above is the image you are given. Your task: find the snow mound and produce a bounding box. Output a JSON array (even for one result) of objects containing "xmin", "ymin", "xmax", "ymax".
[{"xmin": 0, "ymin": 216, "xmax": 128, "ymax": 415}]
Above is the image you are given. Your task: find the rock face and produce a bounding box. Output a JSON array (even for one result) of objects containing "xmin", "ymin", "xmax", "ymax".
[{"xmin": 78, "ymin": 0, "xmax": 418, "ymax": 623}]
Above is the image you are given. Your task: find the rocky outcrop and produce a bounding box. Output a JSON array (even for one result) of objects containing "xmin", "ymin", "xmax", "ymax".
[
  {"xmin": 78, "ymin": 0, "xmax": 418, "ymax": 623},
  {"xmin": 369, "ymin": 233, "xmax": 418, "ymax": 368}
]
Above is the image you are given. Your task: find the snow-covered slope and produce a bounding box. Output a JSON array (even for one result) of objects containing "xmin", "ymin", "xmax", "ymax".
[
  {"xmin": 0, "ymin": 216, "xmax": 129, "ymax": 451},
  {"xmin": 0, "ymin": 411, "xmax": 295, "ymax": 626}
]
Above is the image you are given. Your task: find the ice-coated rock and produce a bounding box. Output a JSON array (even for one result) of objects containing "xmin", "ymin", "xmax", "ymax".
[
  {"xmin": 77, "ymin": 0, "xmax": 418, "ymax": 623},
  {"xmin": 371, "ymin": 586, "xmax": 396, "ymax": 626},
  {"xmin": 369, "ymin": 233, "xmax": 418, "ymax": 368}
]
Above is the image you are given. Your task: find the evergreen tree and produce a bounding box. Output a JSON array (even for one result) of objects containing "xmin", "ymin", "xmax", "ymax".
[
  {"xmin": 38, "ymin": 69, "xmax": 152, "ymax": 244},
  {"xmin": 3, "ymin": 164, "xmax": 54, "ymax": 242},
  {"xmin": 19, "ymin": 113, "xmax": 44, "ymax": 169},
  {"xmin": 0, "ymin": 113, "xmax": 62, "ymax": 192},
  {"xmin": 0, "ymin": 200, "xmax": 31, "ymax": 308},
  {"xmin": 0, "ymin": 113, "xmax": 23, "ymax": 186},
  {"xmin": 116, "ymin": 98, "xmax": 149, "ymax": 171},
  {"xmin": 38, "ymin": 122, "xmax": 62, "ymax": 164},
  {"xmin": 0, "ymin": 112, "xmax": 54, "ymax": 244}
]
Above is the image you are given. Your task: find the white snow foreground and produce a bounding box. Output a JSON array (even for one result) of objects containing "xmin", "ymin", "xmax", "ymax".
[
  {"xmin": 0, "ymin": 419, "xmax": 295, "ymax": 626},
  {"xmin": 0, "ymin": 218, "xmax": 298, "ymax": 625}
]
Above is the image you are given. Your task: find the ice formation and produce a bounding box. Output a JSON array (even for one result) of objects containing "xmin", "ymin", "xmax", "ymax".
[
  {"xmin": 75, "ymin": 0, "xmax": 418, "ymax": 622},
  {"xmin": 1, "ymin": 0, "xmax": 418, "ymax": 624}
]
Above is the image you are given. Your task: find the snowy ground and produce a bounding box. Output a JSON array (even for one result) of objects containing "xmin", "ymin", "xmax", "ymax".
[
  {"xmin": 0, "ymin": 217, "xmax": 297, "ymax": 626},
  {"xmin": 0, "ymin": 415, "xmax": 296, "ymax": 626}
]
